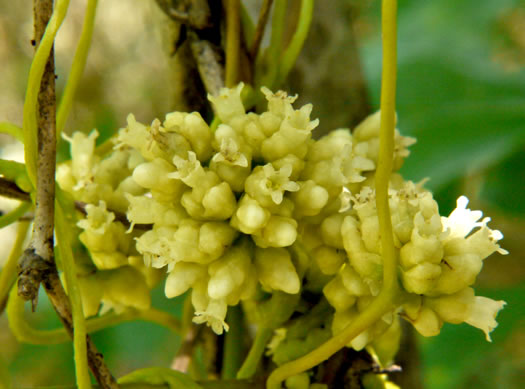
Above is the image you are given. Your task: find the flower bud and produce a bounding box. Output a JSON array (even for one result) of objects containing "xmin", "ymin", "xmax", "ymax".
[
  {"xmin": 90, "ymin": 251, "xmax": 128, "ymax": 270},
  {"xmin": 291, "ymin": 181, "xmax": 329, "ymax": 218},
  {"xmin": 165, "ymin": 262, "xmax": 207, "ymax": 298},
  {"xmin": 242, "ymin": 117, "xmax": 267, "ymax": 157},
  {"xmin": 78, "ymin": 274, "xmax": 104, "ymax": 317},
  {"xmin": 100, "ymin": 266, "xmax": 151, "ymax": 312},
  {"xmin": 198, "ymin": 222, "xmax": 238, "ymax": 258},
  {"xmin": 171, "ymin": 220, "xmax": 213, "ymax": 264},
  {"xmin": 340, "ymin": 265, "xmax": 370, "ymax": 296},
  {"xmin": 410, "ymin": 306, "xmax": 442, "ymax": 337},
  {"xmin": 255, "ymin": 247, "xmax": 300, "ymax": 294},
  {"xmin": 126, "ymin": 194, "xmax": 187, "ymax": 227},
  {"xmin": 202, "ymin": 182, "xmax": 237, "ymax": 220},
  {"xmin": 231, "ymin": 195, "xmax": 271, "ymax": 234},
  {"xmin": 254, "ymin": 216, "xmax": 298, "ymax": 248},
  {"xmin": 399, "ymin": 229, "xmax": 443, "ymax": 269},
  {"xmin": 259, "ymin": 111, "xmax": 281, "ymax": 136},
  {"xmin": 312, "ymin": 246, "xmax": 345, "ymax": 275},
  {"xmin": 323, "ymin": 276, "xmax": 357, "ymax": 312},
  {"xmin": 208, "ymin": 83, "xmax": 245, "ymax": 123},
  {"xmin": 401, "ymin": 263, "xmax": 441, "ymax": 295},
  {"xmin": 63, "ymin": 130, "xmax": 99, "ymax": 190},
  {"xmin": 321, "ymin": 214, "xmax": 345, "ymax": 249},
  {"xmin": 425, "ymin": 287, "xmax": 474, "ymax": 324},
  {"xmin": 208, "ymin": 245, "xmax": 251, "ymax": 300},
  {"xmin": 132, "ymin": 158, "xmax": 182, "ymax": 195},
  {"xmin": 164, "ymin": 111, "xmax": 213, "ymax": 161},
  {"xmin": 341, "ymin": 216, "xmax": 382, "ymax": 279},
  {"xmin": 432, "ymin": 253, "xmax": 482, "ymax": 295}
]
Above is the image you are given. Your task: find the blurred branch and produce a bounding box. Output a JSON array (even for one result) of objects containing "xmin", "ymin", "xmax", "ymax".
[
  {"xmin": 154, "ymin": 0, "xmax": 211, "ymax": 29},
  {"xmin": 189, "ymin": 33, "xmax": 225, "ymax": 96},
  {"xmin": 250, "ymin": 0, "xmax": 273, "ymax": 60},
  {"xmin": 18, "ymin": 0, "xmax": 59, "ymax": 313},
  {"xmin": 0, "ymin": 177, "xmax": 31, "ymax": 202},
  {"xmin": 0, "ymin": 176, "xmax": 151, "ymax": 230}
]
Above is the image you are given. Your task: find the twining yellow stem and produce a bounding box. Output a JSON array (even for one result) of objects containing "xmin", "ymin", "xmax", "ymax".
[
  {"xmin": 57, "ymin": 0, "xmax": 98, "ymax": 138},
  {"xmin": 258, "ymin": 0, "xmax": 287, "ymax": 89},
  {"xmin": 375, "ymin": 0, "xmax": 398, "ymax": 294},
  {"xmin": 6, "ymin": 293, "xmax": 182, "ymax": 345},
  {"xmin": 22, "ymin": 0, "xmax": 70, "ymax": 187},
  {"xmin": 249, "ymin": 0, "xmax": 273, "ymax": 60},
  {"xmin": 275, "ymin": 0, "xmax": 314, "ymax": 86},
  {"xmin": 0, "ymin": 203, "xmax": 31, "ymax": 229},
  {"xmin": 236, "ymin": 326, "xmax": 273, "ymax": 379},
  {"xmin": 0, "ymin": 222, "xmax": 30, "ymax": 312},
  {"xmin": 55, "ymin": 203, "xmax": 91, "ymax": 389},
  {"xmin": 266, "ymin": 1, "xmax": 399, "ymax": 388},
  {"xmin": 0, "ymin": 122, "xmax": 24, "ymax": 143},
  {"xmin": 224, "ymin": 0, "xmax": 241, "ymax": 88}
]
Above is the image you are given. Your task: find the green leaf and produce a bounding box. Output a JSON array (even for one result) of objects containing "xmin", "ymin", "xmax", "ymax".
[
  {"xmin": 360, "ymin": 0, "xmax": 525, "ymax": 192},
  {"xmin": 480, "ymin": 148, "xmax": 525, "ymax": 216}
]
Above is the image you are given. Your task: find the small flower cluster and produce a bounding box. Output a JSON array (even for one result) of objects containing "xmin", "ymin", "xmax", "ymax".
[{"xmin": 57, "ymin": 84, "xmax": 506, "ymax": 353}]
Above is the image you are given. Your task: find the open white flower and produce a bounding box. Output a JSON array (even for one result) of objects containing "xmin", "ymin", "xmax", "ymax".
[
  {"xmin": 465, "ymin": 296, "xmax": 506, "ymax": 342},
  {"xmin": 77, "ymin": 201, "xmax": 115, "ymax": 234},
  {"xmin": 193, "ymin": 299, "xmax": 230, "ymax": 335},
  {"xmin": 442, "ymin": 196, "xmax": 486, "ymax": 239}
]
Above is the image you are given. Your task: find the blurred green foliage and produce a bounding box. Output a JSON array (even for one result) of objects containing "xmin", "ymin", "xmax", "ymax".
[{"xmin": 360, "ymin": 1, "xmax": 525, "ymax": 388}]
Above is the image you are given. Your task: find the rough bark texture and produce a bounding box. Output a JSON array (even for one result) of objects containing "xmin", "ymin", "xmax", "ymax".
[{"xmin": 15, "ymin": 1, "xmax": 119, "ymax": 388}]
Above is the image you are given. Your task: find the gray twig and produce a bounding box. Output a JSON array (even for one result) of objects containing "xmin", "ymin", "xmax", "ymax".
[
  {"xmin": 189, "ymin": 32, "xmax": 225, "ymax": 97},
  {"xmin": 15, "ymin": 1, "xmax": 119, "ymax": 388}
]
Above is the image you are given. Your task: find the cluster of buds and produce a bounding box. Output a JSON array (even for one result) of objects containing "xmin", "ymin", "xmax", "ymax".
[{"xmin": 57, "ymin": 84, "xmax": 506, "ymax": 357}]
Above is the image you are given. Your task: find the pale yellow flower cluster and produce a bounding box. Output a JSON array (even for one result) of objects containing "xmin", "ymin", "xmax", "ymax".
[{"xmin": 57, "ymin": 84, "xmax": 506, "ymax": 350}]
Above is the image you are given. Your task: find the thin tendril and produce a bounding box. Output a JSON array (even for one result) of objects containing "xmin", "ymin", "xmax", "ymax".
[
  {"xmin": 0, "ymin": 221, "xmax": 30, "ymax": 314},
  {"xmin": 0, "ymin": 203, "xmax": 31, "ymax": 229},
  {"xmin": 22, "ymin": 0, "xmax": 70, "ymax": 187},
  {"xmin": 236, "ymin": 327, "xmax": 273, "ymax": 379},
  {"xmin": 56, "ymin": 203, "xmax": 91, "ymax": 389},
  {"xmin": 57, "ymin": 0, "xmax": 98, "ymax": 138},
  {"xmin": 258, "ymin": 0, "xmax": 287, "ymax": 90},
  {"xmin": 6, "ymin": 297, "xmax": 181, "ymax": 345},
  {"xmin": 224, "ymin": 0, "xmax": 241, "ymax": 88},
  {"xmin": 265, "ymin": 1, "xmax": 399, "ymax": 387},
  {"xmin": 0, "ymin": 122, "xmax": 24, "ymax": 143},
  {"xmin": 275, "ymin": 0, "xmax": 314, "ymax": 86}
]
